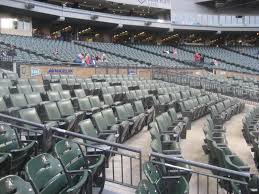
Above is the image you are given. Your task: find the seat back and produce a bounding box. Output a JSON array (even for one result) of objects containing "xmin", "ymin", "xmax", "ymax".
[
  {"xmin": 161, "ymin": 112, "xmax": 172, "ymax": 129},
  {"xmin": 155, "ymin": 114, "xmax": 168, "ymax": 132},
  {"xmin": 28, "ymin": 79, "xmax": 39, "ymax": 86},
  {"xmin": 136, "ymin": 180, "xmax": 157, "ymax": 194},
  {"xmin": 77, "ymin": 97, "xmax": 92, "ymax": 111},
  {"xmin": 32, "ymin": 85, "xmax": 45, "ymax": 93},
  {"xmin": 59, "ymin": 90, "xmax": 71, "ymax": 100},
  {"xmin": 78, "ymin": 119, "xmax": 98, "ymax": 140},
  {"xmin": 25, "ymin": 93, "xmax": 43, "ymax": 105},
  {"xmin": 0, "ymin": 86, "xmax": 10, "ymax": 97},
  {"xmin": 9, "ymin": 94, "xmax": 27, "ymax": 108},
  {"xmin": 74, "ymin": 89, "xmax": 86, "ymax": 98},
  {"xmin": 57, "ymin": 100, "xmax": 75, "ymax": 117},
  {"xmin": 0, "ymin": 79, "xmax": 12, "ymax": 87},
  {"xmin": 54, "ymin": 140, "xmax": 85, "ymax": 183},
  {"xmin": 18, "ymin": 108, "xmax": 41, "ymax": 124},
  {"xmin": 92, "ymin": 112, "xmax": 109, "ymax": 132},
  {"xmin": 134, "ymin": 100, "xmax": 145, "ymax": 114},
  {"xmin": 43, "ymin": 102, "xmax": 62, "ymax": 121},
  {"xmin": 103, "ymin": 94, "xmax": 114, "ymax": 106},
  {"xmin": 168, "ymin": 108, "xmax": 178, "ymax": 122},
  {"xmin": 0, "ymin": 175, "xmax": 35, "ymax": 194},
  {"xmin": 50, "ymin": 83, "xmax": 63, "ymax": 91},
  {"xmin": 47, "ymin": 91, "xmax": 61, "ymax": 102},
  {"xmin": 17, "ymin": 85, "xmax": 33, "ymax": 94},
  {"xmin": 17, "ymin": 79, "xmax": 29, "ymax": 86},
  {"xmin": 25, "ymin": 153, "xmax": 68, "ymax": 194},
  {"xmin": 115, "ymin": 105, "xmax": 129, "ymax": 121},
  {"xmin": 89, "ymin": 96, "xmax": 101, "ymax": 108},
  {"xmin": 143, "ymin": 162, "xmax": 165, "ymax": 194},
  {"xmin": 124, "ymin": 103, "xmax": 135, "ymax": 118},
  {"xmin": 149, "ymin": 125, "xmax": 160, "ymax": 141},
  {"xmin": 51, "ymin": 74, "xmax": 60, "ymax": 80},
  {"xmin": 102, "ymin": 108, "xmax": 117, "ymax": 126},
  {"xmin": 0, "ymin": 97, "xmax": 7, "ymax": 113},
  {"xmin": 0, "ymin": 124, "xmax": 19, "ymax": 153}
]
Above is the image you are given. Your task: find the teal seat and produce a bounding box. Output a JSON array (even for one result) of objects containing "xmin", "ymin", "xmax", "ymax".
[
  {"xmin": 0, "ymin": 175, "xmax": 35, "ymax": 194},
  {"xmin": 143, "ymin": 162, "xmax": 189, "ymax": 194},
  {"xmin": 54, "ymin": 140, "xmax": 105, "ymax": 193},
  {"xmin": 0, "ymin": 124, "xmax": 37, "ymax": 175},
  {"xmin": 25, "ymin": 153, "xmax": 89, "ymax": 194},
  {"xmin": 135, "ymin": 179, "xmax": 158, "ymax": 194}
]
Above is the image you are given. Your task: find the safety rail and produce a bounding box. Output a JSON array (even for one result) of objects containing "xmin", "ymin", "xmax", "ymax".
[
  {"xmin": 0, "ymin": 113, "xmax": 142, "ymax": 189},
  {"xmin": 150, "ymin": 152, "xmax": 253, "ymax": 194}
]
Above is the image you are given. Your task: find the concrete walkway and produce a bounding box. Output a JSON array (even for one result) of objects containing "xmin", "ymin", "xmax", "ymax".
[{"xmin": 102, "ymin": 104, "xmax": 258, "ymax": 194}]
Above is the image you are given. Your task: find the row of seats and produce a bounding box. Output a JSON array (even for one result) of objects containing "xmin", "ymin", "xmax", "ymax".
[
  {"xmin": 0, "ymin": 123, "xmax": 106, "ymax": 193},
  {"xmin": 180, "ymin": 45, "xmax": 259, "ymax": 74},
  {"xmin": 242, "ymin": 107, "xmax": 259, "ymax": 169},
  {"xmin": 203, "ymin": 115, "xmax": 256, "ymax": 194},
  {"xmin": 0, "ymin": 73, "xmax": 160, "ymax": 194},
  {"xmin": 169, "ymin": 74, "xmax": 259, "ymax": 102},
  {"xmin": 136, "ymin": 108, "xmax": 192, "ymax": 193},
  {"xmin": 132, "ymin": 44, "xmax": 256, "ymax": 74},
  {"xmin": 210, "ymin": 98, "xmax": 245, "ymax": 125},
  {"xmin": 179, "ymin": 94, "xmax": 221, "ymax": 121}
]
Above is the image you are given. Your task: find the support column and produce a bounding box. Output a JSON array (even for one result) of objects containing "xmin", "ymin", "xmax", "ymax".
[
  {"xmin": 103, "ymin": 32, "xmax": 112, "ymax": 42},
  {"xmin": 13, "ymin": 62, "xmax": 17, "ymax": 73}
]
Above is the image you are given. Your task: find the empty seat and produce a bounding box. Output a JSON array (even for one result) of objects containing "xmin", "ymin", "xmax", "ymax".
[
  {"xmin": 54, "ymin": 140, "xmax": 105, "ymax": 193},
  {"xmin": 50, "ymin": 83, "xmax": 63, "ymax": 91},
  {"xmin": 92, "ymin": 112, "xmax": 119, "ymax": 135},
  {"xmin": 114, "ymin": 105, "xmax": 133, "ymax": 142},
  {"xmin": 56, "ymin": 99, "xmax": 84, "ymax": 131},
  {"xmin": 143, "ymin": 162, "xmax": 189, "ymax": 194},
  {"xmin": 25, "ymin": 153, "xmax": 89, "ymax": 194},
  {"xmin": 0, "ymin": 124, "xmax": 37, "ymax": 174},
  {"xmin": 133, "ymin": 100, "xmax": 154, "ymax": 125},
  {"xmin": 103, "ymin": 94, "xmax": 122, "ymax": 106},
  {"xmin": 78, "ymin": 119, "xmax": 117, "ymax": 160},
  {"xmin": 59, "ymin": 90, "xmax": 71, "ymax": 100},
  {"xmin": 31, "ymin": 84, "xmax": 46, "ymax": 94},
  {"xmin": 17, "ymin": 85, "xmax": 33, "ymax": 94},
  {"xmin": 73, "ymin": 89, "xmax": 86, "ymax": 98},
  {"xmin": 0, "ymin": 175, "xmax": 35, "ymax": 194},
  {"xmin": 89, "ymin": 96, "xmax": 109, "ymax": 110},
  {"xmin": 46, "ymin": 91, "xmax": 61, "ymax": 102}
]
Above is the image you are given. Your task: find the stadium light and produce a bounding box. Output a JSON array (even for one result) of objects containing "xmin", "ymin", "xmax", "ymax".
[{"xmin": 157, "ymin": 19, "xmax": 164, "ymax": 23}]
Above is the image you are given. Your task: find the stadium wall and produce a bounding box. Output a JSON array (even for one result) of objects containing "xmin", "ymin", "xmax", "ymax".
[
  {"xmin": 19, "ymin": 64, "xmax": 206, "ymax": 79},
  {"xmin": 214, "ymin": 69, "xmax": 259, "ymax": 80}
]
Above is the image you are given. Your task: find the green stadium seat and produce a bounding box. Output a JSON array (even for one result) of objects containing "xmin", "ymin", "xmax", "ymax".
[
  {"xmin": 25, "ymin": 153, "xmax": 89, "ymax": 194},
  {"xmin": 0, "ymin": 175, "xmax": 35, "ymax": 194}
]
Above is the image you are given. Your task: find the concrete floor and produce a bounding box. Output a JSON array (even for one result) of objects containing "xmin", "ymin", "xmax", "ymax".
[{"xmin": 102, "ymin": 104, "xmax": 258, "ymax": 194}]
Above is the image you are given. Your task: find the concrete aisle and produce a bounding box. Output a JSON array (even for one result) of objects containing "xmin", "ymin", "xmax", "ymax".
[
  {"xmin": 224, "ymin": 105, "xmax": 258, "ymax": 174},
  {"xmin": 102, "ymin": 104, "xmax": 258, "ymax": 194},
  {"xmin": 102, "ymin": 126, "xmax": 151, "ymax": 194},
  {"xmin": 181, "ymin": 116, "xmax": 228, "ymax": 194}
]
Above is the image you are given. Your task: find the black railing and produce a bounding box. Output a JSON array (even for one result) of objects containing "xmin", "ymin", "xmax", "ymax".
[
  {"xmin": 150, "ymin": 152, "xmax": 253, "ymax": 194},
  {"xmin": 0, "ymin": 113, "xmax": 142, "ymax": 189}
]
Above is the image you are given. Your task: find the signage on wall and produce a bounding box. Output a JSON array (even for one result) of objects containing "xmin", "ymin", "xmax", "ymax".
[
  {"xmin": 31, "ymin": 67, "xmax": 41, "ymax": 77},
  {"xmin": 128, "ymin": 69, "xmax": 137, "ymax": 75},
  {"xmin": 105, "ymin": 0, "xmax": 171, "ymax": 9},
  {"xmin": 48, "ymin": 68, "xmax": 73, "ymax": 74}
]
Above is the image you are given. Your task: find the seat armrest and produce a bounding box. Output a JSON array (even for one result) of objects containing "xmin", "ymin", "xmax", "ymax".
[
  {"xmin": 44, "ymin": 121, "xmax": 58, "ymax": 128},
  {"xmin": 163, "ymin": 150, "xmax": 181, "ymax": 155},
  {"xmin": 100, "ymin": 129, "xmax": 118, "ymax": 134}
]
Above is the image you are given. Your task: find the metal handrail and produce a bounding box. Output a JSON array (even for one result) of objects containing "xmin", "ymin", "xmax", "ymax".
[
  {"xmin": 0, "ymin": 113, "xmax": 141, "ymax": 153},
  {"xmin": 150, "ymin": 152, "xmax": 251, "ymax": 178}
]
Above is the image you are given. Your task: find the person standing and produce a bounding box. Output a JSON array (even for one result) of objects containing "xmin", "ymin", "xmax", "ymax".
[{"xmin": 85, "ymin": 53, "xmax": 91, "ymax": 65}]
